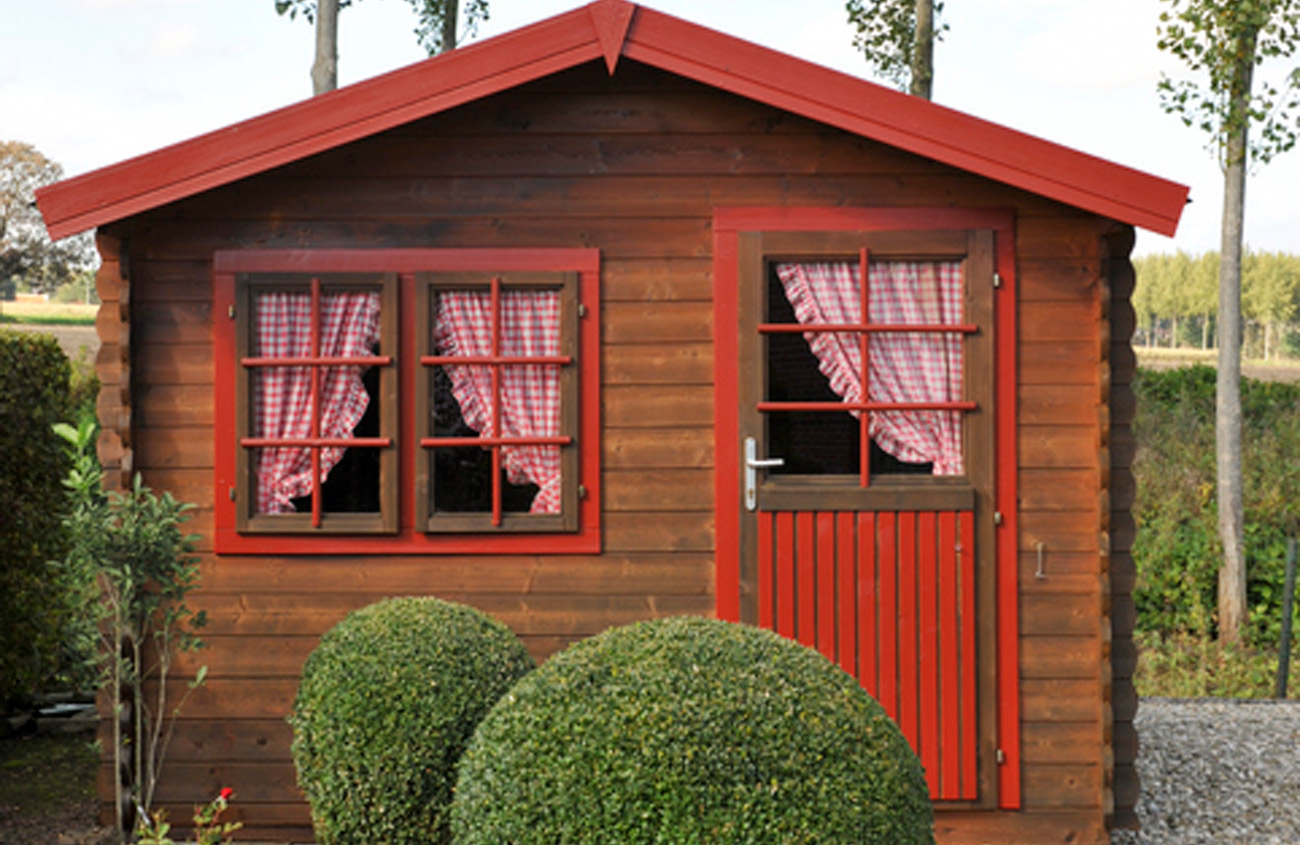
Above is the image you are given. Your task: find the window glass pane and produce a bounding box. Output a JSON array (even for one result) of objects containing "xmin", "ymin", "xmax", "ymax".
[
  {"xmin": 428, "ymin": 287, "xmax": 565, "ymax": 518},
  {"xmin": 765, "ymin": 261, "xmax": 960, "ymax": 477},
  {"xmin": 249, "ymin": 288, "xmax": 383, "ymax": 515}
]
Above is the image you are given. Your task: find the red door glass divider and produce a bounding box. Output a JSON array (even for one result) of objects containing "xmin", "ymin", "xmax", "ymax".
[
  {"xmin": 418, "ymin": 276, "xmax": 574, "ymax": 526},
  {"xmin": 238, "ymin": 276, "xmax": 395, "ymax": 528}
]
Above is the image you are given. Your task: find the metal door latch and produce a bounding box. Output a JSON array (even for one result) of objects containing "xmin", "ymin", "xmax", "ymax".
[{"xmin": 744, "ymin": 436, "xmax": 784, "ymax": 511}]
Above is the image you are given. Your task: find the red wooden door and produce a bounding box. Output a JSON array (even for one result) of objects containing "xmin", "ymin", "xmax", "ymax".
[{"xmin": 723, "ymin": 224, "xmax": 1002, "ymax": 804}]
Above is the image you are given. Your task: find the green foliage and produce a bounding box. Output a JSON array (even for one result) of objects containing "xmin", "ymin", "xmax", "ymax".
[
  {"xmin": 0, "ymin": 141, "xmax": 97, "ymax": 294},
  {"xmin": 451, "ymin": 616, "xmax": 934, "ymax": 844},
  {"xmin": 1134, "ymin": 630, "xmax": 1278, "ymax": 698},
  {"xmin": 0, "ymin": 330, "xmax": 75, "ymax": 707},
  {"xmin": 1133, "ymin": 366, "xmax": 1300, "ymax": 647},
  {"xmin": 845, "ymin": 0, "xmax": 945, "ymax": 93},
  {"xmin": 290, "ymin": 597, "xmax": 535, "ymax": 845},
  {"xmin": 1157, "ymin": 0, "xmax": 1300, "ymax": 165},
  {"xmin": 273, "ymin": 0, "xmax": 489, "ymax": 54},
  {"xmin": 1133, "ymin": 249, "xmax": 1300, "ymax": 355},
  {"xmin": 54, "ymin": 415, "xmax": 208, "ymax": 829}
]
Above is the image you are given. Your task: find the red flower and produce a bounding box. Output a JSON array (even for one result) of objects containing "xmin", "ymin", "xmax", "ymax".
[{"xmin": 219, "ymin": 787, "xmax": 234, "ymax": 801}]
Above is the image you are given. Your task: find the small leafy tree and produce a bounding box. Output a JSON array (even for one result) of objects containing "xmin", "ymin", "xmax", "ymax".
[
  {"xmin": 56, "ymin": 417, "xmax": 208, "ymax": 842},
  {"xmin": 846, "ymin": 0, "xmax": 946, "ymax": 99},
  {"xmin": 1157, "ymin": 0, "xmax": 1300, "ymax": 644}
]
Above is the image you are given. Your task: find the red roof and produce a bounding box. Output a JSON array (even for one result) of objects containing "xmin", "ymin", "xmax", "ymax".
[{"xmin": 37, "ymin": 0, "xmax": 1188, "ymax": 241}]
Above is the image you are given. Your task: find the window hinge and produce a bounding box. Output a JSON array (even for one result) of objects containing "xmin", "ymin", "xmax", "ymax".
[
  {"xmin": 227, "ymin": 304, "xmax": 236, "ymax": 319},
  {"xmin": 228, "ymin": 487, "xmax": 237, "ymax": 501},
  {"xmin": 992, "ymin": 272, "xmax": 1003, "ymax": 289},
  {"xmin": 993, "ymin": 510, "xmax": 1003, "ymax": 526},
  {"xmin": 577, "ymin": 484, "xmax": 588, "ymax": 500},
  {"xmin": 577, "ymin": 303, "xmax": 587, "ymax": 318},
  {"xmin": 996, "ymin": 748, "xmax": 1006, "ymax": 765}
]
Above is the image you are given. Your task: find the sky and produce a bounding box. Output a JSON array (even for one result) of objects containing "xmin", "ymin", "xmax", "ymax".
[{"xmin": 2, "ymin": 0, "xmax": 1297, "ymax": 257}]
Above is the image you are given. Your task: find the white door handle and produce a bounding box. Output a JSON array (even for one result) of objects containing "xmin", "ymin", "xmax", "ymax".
[{"xmin": 744, "ymin": 436, "xmax": 783, "ymax": 511}]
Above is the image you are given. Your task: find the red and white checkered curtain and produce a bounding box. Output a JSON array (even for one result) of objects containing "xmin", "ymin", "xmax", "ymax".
[
  {"xmin": 253, "ymin": 291, "xmax": 381, "ymax": 513},
  {"xmin": 775, "ymin": 260, "xmax": 964, "ymax": 475},
  {"xmin": 435, "ymin": 290, "xmax": 562, "ymax": 513}
]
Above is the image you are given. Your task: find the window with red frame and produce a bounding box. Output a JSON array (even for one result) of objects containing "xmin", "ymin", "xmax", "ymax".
[{"xmin": 213, "ymin": 250, "xmax": 600, "ymax": 554}]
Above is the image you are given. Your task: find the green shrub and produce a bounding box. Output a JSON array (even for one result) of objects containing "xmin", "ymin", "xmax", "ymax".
[
  {"xmin": 1133, "ymin": 365, "xmax": 1300, "ymax": 647},
  {"xmin": 451, "ymin": 616, "xmax": 934, "ymax": 844},
  {"xmin": 0, "ymin": 329, "xmax": 73, "ymax": 706},
  {"xmin": 290, "ymin": 597, "xmax": 535, "ymax": 844}
]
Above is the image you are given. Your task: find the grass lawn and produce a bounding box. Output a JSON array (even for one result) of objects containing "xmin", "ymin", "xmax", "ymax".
[{"xmin": 0, "ymin": 729, "xmax": 112, "ymax": 844}]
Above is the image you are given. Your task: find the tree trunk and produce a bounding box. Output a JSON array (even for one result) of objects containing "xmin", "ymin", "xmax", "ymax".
[
  {"xmin": 312, "ymin": 0, "xmax": 340, "ymax": 96},
  {"xmin": 1171, "ymin": 314, "xmax": 1179, "ymax": 349},
  {"xmin": 442, "ymin": 0, "xmax": 459, "ymax": 52},
  {"xmin": 910, "ymin": 0, "xmax": 934, "ymax": 99},
  {"xmin": 1203, "ymin": 313, "xmax": 1211, "ymax": 349},
  {"xmin": 1216, "ymin": 29, "xmax": 1255, "ymax": 647}
]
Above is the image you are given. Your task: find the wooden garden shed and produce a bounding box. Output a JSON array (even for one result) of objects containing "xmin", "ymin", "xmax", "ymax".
[{"xmin": 38, "ymin": 2, "xmax": 1187, "ymax": 841}]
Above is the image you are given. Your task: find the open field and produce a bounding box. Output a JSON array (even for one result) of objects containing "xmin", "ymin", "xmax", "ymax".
[
  {"xmin": 0, "ymin": 301, "xmax": 97, "ymax": 324},
  {"xmin": 1135, "ymin": 347, "xmax": 1300, "ymax": 383}
]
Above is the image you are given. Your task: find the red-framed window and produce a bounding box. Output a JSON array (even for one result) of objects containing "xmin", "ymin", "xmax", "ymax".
[{"xmin": 213, "ymin": 249, "xmax": 601, "ymax": 555}]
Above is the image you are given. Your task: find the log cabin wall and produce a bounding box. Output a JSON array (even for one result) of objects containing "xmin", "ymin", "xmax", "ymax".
[{"xmin": 101, "ymin": 61, "xmax": 1121, "ymax": 843}]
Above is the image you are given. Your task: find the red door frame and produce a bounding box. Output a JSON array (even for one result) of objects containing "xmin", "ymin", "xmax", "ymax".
[{"xmin": 712, "ymin": 207, "xmax": 1020, "ymax": 809}]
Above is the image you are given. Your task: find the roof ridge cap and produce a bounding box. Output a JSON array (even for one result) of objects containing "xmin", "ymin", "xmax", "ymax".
[{"xmin": 587, "ymin": 0, "xmax": 638, "ymax": 74}]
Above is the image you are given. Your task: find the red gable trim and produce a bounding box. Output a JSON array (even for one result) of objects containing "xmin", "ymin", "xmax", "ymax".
[{"xmin": 37, "ymin": 0, "xmax": 1187, "ymax": 241}]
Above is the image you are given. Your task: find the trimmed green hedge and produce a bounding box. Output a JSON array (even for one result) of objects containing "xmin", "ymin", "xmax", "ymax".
[
  {"xmin": 289, "ymin": 597, "xmax": 535, "ymax": 844},
  {"xmin": 0, "ymin": 330, "xmax": 72, "ymax": 706},
  {"xmin": 451, "ymin": 616, "xmax": 934, "ymax": 844}
]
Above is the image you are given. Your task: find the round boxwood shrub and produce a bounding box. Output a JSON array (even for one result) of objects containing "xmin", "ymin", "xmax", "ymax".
[
  {"xmin": 289, "ymin": 597, "xmax": 535, "ymax": 844},
  {"xmin": 451, "ymin": 616, "xmax": 934, "ymax": 844}
]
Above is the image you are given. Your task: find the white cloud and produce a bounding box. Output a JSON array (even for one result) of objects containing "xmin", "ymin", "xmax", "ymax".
[{"xmin": 141, "ymin": 21, "xmax": 200, "ymax": 61}]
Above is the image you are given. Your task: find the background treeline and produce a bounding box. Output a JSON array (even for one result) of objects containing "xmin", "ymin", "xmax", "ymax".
[
  {"xmin": 1133, "ymin": 251, "xmax": 1300, "ymax": 360},
  {"xmin": 1132, "ymin": 365, "xmax": 1300, "ymax": 696}
]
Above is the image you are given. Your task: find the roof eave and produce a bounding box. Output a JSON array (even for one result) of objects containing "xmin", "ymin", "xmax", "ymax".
[{"xmin": 37, "ymin": 0, "xmax": 1188, "ymax": 242}]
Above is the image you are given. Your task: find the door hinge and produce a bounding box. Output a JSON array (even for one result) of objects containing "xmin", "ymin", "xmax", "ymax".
[
  {"xmin": 228, "ymin": 487, "xmax": 237, "ymax": 501},
  {"xmin": 993, "ymin": 510, "xmax": 1003, "ymax": 526},
  {"xmin": 227, "ymin": 304, "xmax": 236, "ymax": 319},
  {"xmin": 996, "ymin": 748, "xmax": 1006, "ymax": 765},
  {"xmin": 577, "ymin": 303, "xmax": 587, "ymax": 318},
  {"xmin": 577, "ymin": 484, "xmax": 588, "ymax": 500},
  {"xmin": 992, "ymin": 272, "xmax": 1003, "ymax": 289}
]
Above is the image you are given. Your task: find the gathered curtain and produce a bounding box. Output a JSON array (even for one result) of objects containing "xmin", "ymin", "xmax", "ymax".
[
  {"xmin": 253, "ymin": 290, "xmax": 381, "ymax": 514},
  {"xmin": 774, "ymin": 260, "xmax": 964, "ymax": 475},
  {"xmin": 434, "ymin": 289, "xmax": 562, "ymax": 513}
]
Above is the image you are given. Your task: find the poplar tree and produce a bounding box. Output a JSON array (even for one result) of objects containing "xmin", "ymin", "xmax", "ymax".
[
  {"xmin": 275, "ymin": 0, "xmax": 490, "ymax": 95},
  {"xmin": 846, "ymin": 0, "xmax": 945, "ymax": 99},
  {"xmin": 1157, "ymin": 0, "xmax": 1300, "ymax": 644}
]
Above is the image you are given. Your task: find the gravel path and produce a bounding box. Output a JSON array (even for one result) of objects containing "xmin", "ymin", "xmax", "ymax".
[{"xmin": 1112, "ymin": 698, "xmax": 1300, "ymax": 844}]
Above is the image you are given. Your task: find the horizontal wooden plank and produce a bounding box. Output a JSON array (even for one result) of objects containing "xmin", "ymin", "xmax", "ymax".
[
  {"xmin": 934, "ymin": 809, "xmax": 1105, "ymax": 844},
  {"xmin": 604, "ymin": 428, "xmax": 712, "ymax": 469},
  {"xmin": 1019, "ymin": 385, "xmax": 1099, "ymax": 426},
  {"xmin": 135, "ymin": 427, "xmax": 211, "ymax": 469},
  {"xmin": 1021, "ymin": 721, "xmax": 1101, "ymax": 764},
  {"xmin": 1018, "ymin": 259, "xmax": 1101, "ymax": 303},
  {"xmin": 136, "ymin": 384, "xmax": 214, "ymax": 428},
  {"xmin": 603, "ymin": 258, "xmax": 710, "ymax": 302},
  {"xmin": 1021, "ymin": 636, "xmax": 1101, "ymax": 680},
  {"xmin": 604, "ymin": 342, "xmax": 712, "ymax": 384},
  {"xmin": 1022, "ymin": 680, "xmax": 1103, "ymax": 724},
  {"xmin": 1022, "ymin": 763, "xmax": 1102, "ymax": 810},
  {"xmin": 133, "ymin": 342, "xmax": 210, "ymax": 386},
  {"xmin": 1019, "ymin": 426, "xmax": 1097, "ymax": 469},
  {"xmin": 605, "ymin": 469, "xmax": 713, "ymax": 511},
  {"xmin": 166, "ymin": 718, "xmax": 293, "ymax": 762},
  {"xmin": 604, "ymin": 300, "xmax": 711, "ymax": 343},
  {"xmin": 1018, "ymin": 341, "xmax": 1100, "ymax": 386},
  {"xmin": 190, "ymin": 592, "xmax": 712, "ymax": 639},
  {"xmin": 1021, "ymin": 594, "xmax": 1100, "ymax": 637},
  {"xmin": 604, "ymin": 510, "xmax": 713, "ymax": 552},
  {"xmin": 1020, "ymin": 301, "xmax": 1098, "ymax": 342},
  {"xmin": 197, "ymin": 553, "xmax": 712, "ymax": 594},
  {"xmin": 605, "ymin": 385, "xmax": 713, "ymax": 427},
  {"xmin": 1019, "ymin": 469, "xmax": 1099, "ymax": 513},
  {"xmin": 1019, "ymin": 512, "xmax": 1101, "ymax": 554}
]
